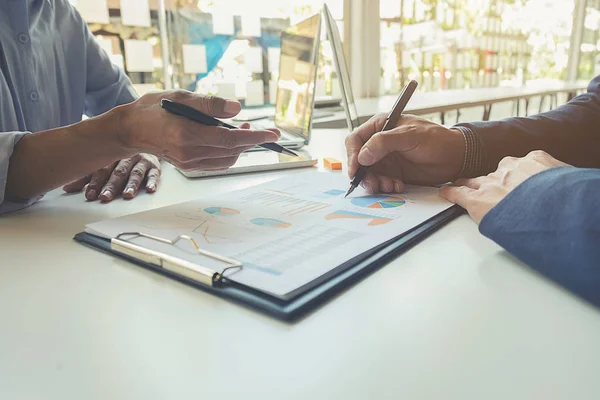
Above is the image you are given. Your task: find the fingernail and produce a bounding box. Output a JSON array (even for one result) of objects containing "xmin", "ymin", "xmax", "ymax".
[
  {"xmin": 358, "ymin": 147, "xmax": 374, "ymax": 165},
  {"xmin": 124, "ymin": 187, "xmax": 135, "ymax": 198},
  {"xmin": 86, "ymin": 189, "xmax": 97, "ymax": 200},
  {"xmin": 383, "ymin": 183, "xmax": 393, "ymax": 193},
  {"xmin": 100, "ymin": 190, "xmax": 112, "ymax": 201},
  {"xmin": 224, "ymin": 100, "xmax": 241, "ymax": 115},
  {"xmin": 147, "ymin": 184, "xmax": 156, "ymax": 192}
]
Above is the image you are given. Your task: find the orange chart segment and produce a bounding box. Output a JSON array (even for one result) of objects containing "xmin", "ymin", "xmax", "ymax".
[
  {"xmin": 325, "ymin": 210, "xmax": 392, "ymax": 226},
  {"xmin": 351, "ymin": 196, "xmax": 406, "ymax": 209},
  {"xmin": 204, "ymin": 207, "xmax": 240, "ymax": 216}
]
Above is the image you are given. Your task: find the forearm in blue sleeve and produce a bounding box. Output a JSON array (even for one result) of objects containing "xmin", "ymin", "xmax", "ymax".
[
  {"xmin": 480, "ymin": 167, "xmax": 600, "ymax": 306},
  {"xmin": 0, "ymin": 132, "xmax": 43, "ymax": 214},
  {"xmin": 457, "ymin": 76, "xmax": 600, "ymax": 172}
]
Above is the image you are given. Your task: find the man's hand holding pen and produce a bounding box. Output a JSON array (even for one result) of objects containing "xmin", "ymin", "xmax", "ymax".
[{"xmin": 345, "ymin": 114, "xmax": 466, "ymax": 194}]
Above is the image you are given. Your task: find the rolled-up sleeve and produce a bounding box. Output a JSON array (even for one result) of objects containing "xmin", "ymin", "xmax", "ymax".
[
  {"xmin": 59, "ymin": 0, "xmax": 138, "ymax": 115},
  {"xmin": 0, "ymin": 132, "xmax": 42, "ymax": 214},
  {"xmin": 81, "ymin": 19, "xmax": 137, "ymax": 115}
]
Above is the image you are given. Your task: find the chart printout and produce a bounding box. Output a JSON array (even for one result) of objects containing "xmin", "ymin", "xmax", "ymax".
[{"xmin": 86, "ymin": 171, "xmax": 453, "ymax": 297}]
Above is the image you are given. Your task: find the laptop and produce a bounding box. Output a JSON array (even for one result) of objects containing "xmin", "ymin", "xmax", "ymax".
[
  {"xmin": 322, "ymin": 3, "xmax": 360, "ymax": 132},
  {"xmin": 179, "ymin": 9, "xmax": 355, "ymax": 179},
  {"xmin": 270, "ymin": 13, "xmax": 322, "ymax": 149}
]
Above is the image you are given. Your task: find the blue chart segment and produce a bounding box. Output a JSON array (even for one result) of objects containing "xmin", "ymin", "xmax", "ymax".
[
  {"xmin": 323, "ymin": 189, "xmax": 345, "ymax": 196},
  {"xmin": 204, "ymin": 207, "xmax": 240, "ymax": 216},
  {"xmin": 251, "ymin": 218, "xmax": 291, "ymax": 228},
  {"xmin": 351, "ymin": 196, "xmax": 406, "ymax": 209}
]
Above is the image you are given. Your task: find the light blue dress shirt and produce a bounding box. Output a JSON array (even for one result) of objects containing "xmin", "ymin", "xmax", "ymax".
[{"xmin": 0, "ymin": 0, "xmax": 137, "ymax": 214}]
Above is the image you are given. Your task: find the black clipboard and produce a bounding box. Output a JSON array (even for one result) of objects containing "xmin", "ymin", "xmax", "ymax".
[{"xmin": 74, "ymin": 205, "xmax": 463, "ymax": 322}]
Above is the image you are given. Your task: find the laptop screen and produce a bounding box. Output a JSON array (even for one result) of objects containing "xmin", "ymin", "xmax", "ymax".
[
  {"xmin": 274, "ymin": 14, "xmax": 321, "ymax": 139},
  {"xmin": 323, "ymin": 4, "xmax": 360, "ymax": 131}
]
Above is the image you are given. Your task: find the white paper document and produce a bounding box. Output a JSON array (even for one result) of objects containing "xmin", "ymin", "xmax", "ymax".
[
  {"xmin": 120, "ymin": 0, "xmax": 151, "ymax": 27},
  {"xmin": 86, "ymin": 172, "xmax": 453, "ymax": 298},
  {"xmin": 124, "ymin": 40, "xmax": 154, "ymax": 72}
]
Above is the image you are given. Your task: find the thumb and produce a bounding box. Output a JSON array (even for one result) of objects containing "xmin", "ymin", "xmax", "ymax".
[
  {"xmin": 196, "ymin": 95, "xmax": 241, "ymax": 118},
  {"xmin": 166, "ymin": 92, "xmax": 242, "ymax": 118},
  {"xmin": 357, "ymin": 127, "xmax": 420, "ymax": 166}
]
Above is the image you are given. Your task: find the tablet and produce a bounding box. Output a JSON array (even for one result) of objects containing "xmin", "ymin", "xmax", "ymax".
[{"xmin": 178, "ymin": 150, "xmax": 318, "ymax": 178}]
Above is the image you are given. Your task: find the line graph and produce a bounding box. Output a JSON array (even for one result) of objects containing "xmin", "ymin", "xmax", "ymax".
[
  {"xmin": 240, "ymin": 190, "xmax": 331, "ymax": 215},
  {"xmin": 325, "ymin": 210, "xmax": 392, "ymax": 226}
]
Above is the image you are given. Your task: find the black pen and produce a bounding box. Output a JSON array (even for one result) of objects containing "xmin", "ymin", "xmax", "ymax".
[
  {"xmin": 344, "ymin": 80, "xmax": 419, "ymax": 198},
  {"xmin": 160, "ymin": 99, "xmax": 298, "ymax": 157}
]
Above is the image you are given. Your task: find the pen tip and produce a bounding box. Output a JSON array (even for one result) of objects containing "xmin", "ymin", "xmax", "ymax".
[
  {"xmin": 344, "ymin": 185, "xmax": 354, "ymax": 198},
  {"xmin": 283, "ymin": 149, "xmax": 299, "ymax": 157}
]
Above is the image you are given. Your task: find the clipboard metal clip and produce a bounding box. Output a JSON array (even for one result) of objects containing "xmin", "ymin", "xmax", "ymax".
[{"xmin": 111, "ymin": 232, "xmax": 243, "ymax": 287}]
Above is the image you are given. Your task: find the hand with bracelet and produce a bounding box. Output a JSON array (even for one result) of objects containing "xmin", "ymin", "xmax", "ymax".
[{"xmin": 345, "ymin": 113, "xmax": 569, "ymax": 224}]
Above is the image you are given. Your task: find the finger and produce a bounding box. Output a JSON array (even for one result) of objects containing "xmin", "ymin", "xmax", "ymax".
[
  {"xmin": 99, "ymin": 157, "xmax": 138, "ymax": 203},
  {"xmin": 378, "ymin": 176, "xmax": 396, "ymax": 193},
  {"xmin": 358, "ymin": 126, "xmax": 421, "ymax": 167},
  {"xmin": 239, "ymin": 122, "xmax": 280, "ymax": 137},
  {"xmin": 166, "ymin": 144, "xmax": 256, "ymax": 165},
  {"xmin": 123, "ymin": 160, "xmax": 151, "ymax": 200},
  {"xmin": 86, "ymin": 162, "xmax": 118, "ymax": 200},
  {"xmin": 498, "ymin": 156, "xmax": 518, "ymax": 169},
  {"xmin": 351, "ymin": 113, "xmax": 389, "ymax": 143},
  {"xmin": 62, "ymin": 174, "xmax": 91, "ymax": 193},
  {"xmin": 345, "ymin": 115, "xmax": 386, "ymax": 178},
  {"xmin": 360, "ymin": 172, "xmax": 382, "ymax": 193},
  {"xmin": 145, "ymin": 167, "xmax": 161, "ymax": 193},
  {"xmin": 179, "ymin": 156, "xmax": 240, "ymax": 172},
  {"xmin": 165, "ymin": 92, "xmax": 242, "ymax": 118},
  {"xmin": 392, "ymin": 179, "xmax": 405, "ymax": 193},
  {"xmin": 439, "ymin": 185, "xmax": 477, "ymax": 209},
  {"xmin": 454, "ymin": 177, "xmax": 486, "ymax": 190}
]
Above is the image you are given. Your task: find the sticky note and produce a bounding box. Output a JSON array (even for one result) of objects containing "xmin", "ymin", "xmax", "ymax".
[
  {"xmin": 241, "ymin": 15, "xmax": 261, "ymax": 37},
  {"xmin": 216, "ymin": 83, "xmax": 237, "ymax": 100},
  {"xmin": 120, "ymin": 0, "xmax": 151, "ymax": 27},
  {"xmin": 324, "ymin": 158, "xmax": 342, "ymax": 170},
  {"xmin": 212, "ymin": 12, "xmax": 234, "ymax": 35},
  {"xmin": 74, "ymin": 0, "xmax": 109, "ymax": 24},
  {"xmin": 182, "ymin": 44, "xmax": 208, "ymax": 74},
  {"xmin": 244, "ymin": 47, "xmax": 263, "ymax": 73},
  {"xmin": 124, "ymin": 40, "xmax": 154, "ymax": 72},
  {"xmin": 245, "ymin": 81, "xmax": 264, "ymax": 106}
]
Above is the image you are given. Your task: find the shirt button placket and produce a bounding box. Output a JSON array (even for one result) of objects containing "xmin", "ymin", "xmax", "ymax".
[{"xmin": 18, "ymin": 33, "xmax": 29, "ymax": 44}]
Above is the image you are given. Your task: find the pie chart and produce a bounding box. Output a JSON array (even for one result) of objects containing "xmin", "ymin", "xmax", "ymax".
[
  {"xmin": 204, "ymin": 207, "xmax": 240, "ymax": 216},
  {"xmin": 251, "ymin": 218, "xmax": 291, "ymax": 228},
  {"xmin": 351, "ymin": 196, "xmax": 406, "ymax": 209}
]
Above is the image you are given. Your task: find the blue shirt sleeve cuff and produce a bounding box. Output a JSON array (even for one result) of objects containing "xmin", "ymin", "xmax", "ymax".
[{"xmin": 0, "ymin": 131, "xmax": 44, "ymax": 215}]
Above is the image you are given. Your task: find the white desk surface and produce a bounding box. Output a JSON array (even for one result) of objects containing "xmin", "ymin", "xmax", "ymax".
[{"xmin": 1, "ymin": 129, "xmax": 600, "ymax": 400}]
